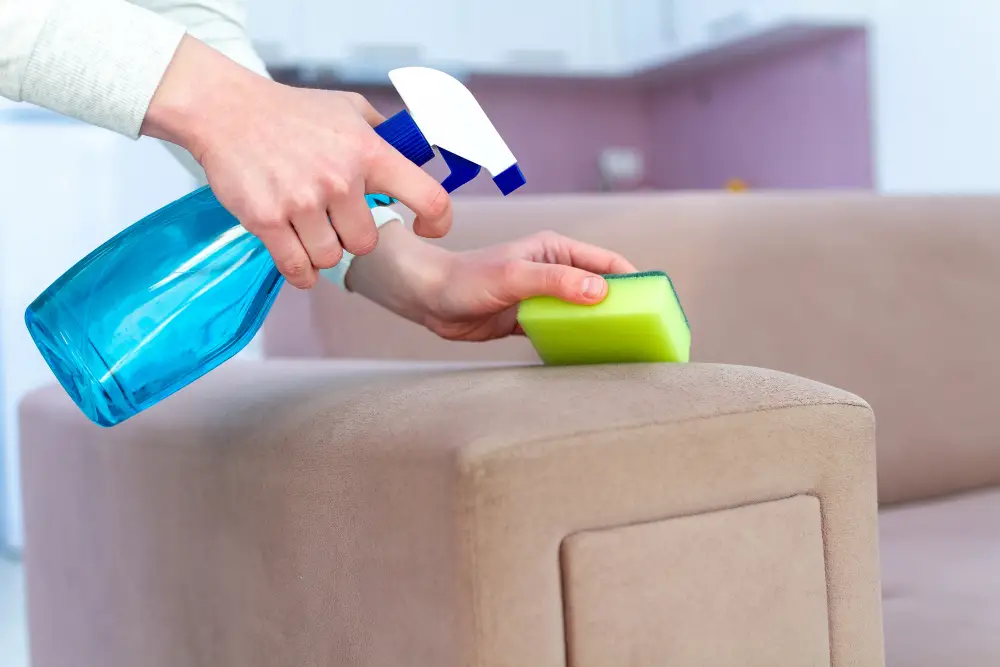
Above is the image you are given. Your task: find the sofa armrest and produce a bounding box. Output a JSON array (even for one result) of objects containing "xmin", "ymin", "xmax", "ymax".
[{"xmin": 20, "ymin": 360, "xmax": 883, "ymax": 667}]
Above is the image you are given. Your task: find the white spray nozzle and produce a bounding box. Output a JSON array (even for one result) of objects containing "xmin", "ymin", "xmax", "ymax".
[{"xmin": 374, "ymin": 67, "xmax": 525, "ymax": 195}]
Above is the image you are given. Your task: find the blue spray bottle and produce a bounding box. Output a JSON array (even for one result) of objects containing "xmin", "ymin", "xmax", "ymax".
[{"xmin": 25, "ymin": 67, "xmax": 525, "ymax": 427}]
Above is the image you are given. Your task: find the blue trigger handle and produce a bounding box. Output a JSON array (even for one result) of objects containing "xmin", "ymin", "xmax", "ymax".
[
  {"xmin": 374, "ymin": 110, "xmax": 436, "ymax": 169},
  {"xmin": 371, "ymin": 109, "xmax": 525, "ymax": 199}
]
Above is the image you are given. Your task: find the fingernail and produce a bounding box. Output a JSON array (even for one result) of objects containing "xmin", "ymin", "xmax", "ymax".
[{"xmin": 581, "ymin": 277, "xmax": 603, "ymax": 299}]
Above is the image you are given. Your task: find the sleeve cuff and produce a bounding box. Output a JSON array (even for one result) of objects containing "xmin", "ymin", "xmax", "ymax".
[
  {"xmin": 20, "ymin": 0, "xmax": 186, "ymax": 138},
  {"xmin": 320, "ymin": 206, "xmax": 405, "ymax": 290},
  {"xmin": 0, "ymin": 0, "xmax": 51, "ymax": 102}
]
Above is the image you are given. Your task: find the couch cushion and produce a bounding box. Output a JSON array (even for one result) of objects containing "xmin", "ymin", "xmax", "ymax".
[{"xmin": 881, "ymin": 488, "xmax": 1000, "ymax": 667}]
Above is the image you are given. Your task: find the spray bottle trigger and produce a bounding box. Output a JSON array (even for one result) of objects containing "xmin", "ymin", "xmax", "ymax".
[
  {"xmin": 439, "ymin": 148, "xmax": 482, "ymax": 193},
  {"xmin": 374, "ymin": 109, "xmax": 522, "ymax": 195}
]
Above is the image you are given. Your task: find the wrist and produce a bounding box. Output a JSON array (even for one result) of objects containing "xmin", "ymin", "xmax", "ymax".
[
  {"xmin": 141, "ymin": 35, "xmax": 264, "ymax": 159},
  {"xmin": 344, "ymin": 221, "xmax": 451, "ymax": 327}
]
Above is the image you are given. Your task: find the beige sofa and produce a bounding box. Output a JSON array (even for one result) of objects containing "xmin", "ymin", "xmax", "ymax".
[{"xmin": 19, "ymin": 193, "xmax": 1000, "ymax": 666}]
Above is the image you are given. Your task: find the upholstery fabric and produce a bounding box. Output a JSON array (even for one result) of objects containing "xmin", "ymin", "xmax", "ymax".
[
  {"xmin": 562, "ymin": 495, "xmax": 831, "ymax": 667},
  {"xmin": 20, "ymin": 360, "xmax": 882, "ymax": 667},
  {"xmin": 880, "ymin": 488, "xmax": 1000, "ymax": 667},
  {"xmin": 272, "ymin": 193, "xmax": 1000, "ymax": 505}
]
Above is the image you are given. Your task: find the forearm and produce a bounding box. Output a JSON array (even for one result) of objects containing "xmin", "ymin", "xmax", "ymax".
[{"xmin": 1, "ymin": 0, "xmax": 185, "ymax": 137}]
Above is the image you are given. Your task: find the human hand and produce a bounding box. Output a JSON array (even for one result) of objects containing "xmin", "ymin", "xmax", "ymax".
[
  {"xmin": 346, "ymin": 223, "xmax": 637, "ymax": 342},
  {"xmin": 142, "ymin": 37, "xmax": 452, "ymax": 289}
]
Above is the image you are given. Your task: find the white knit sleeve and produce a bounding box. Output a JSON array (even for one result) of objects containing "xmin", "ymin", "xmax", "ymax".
[
  {"xmin": 126, "ymin": 0, "xmax": 273, "ymax": 183},
  {"xmin": 129, "ymin": 0, "xmax": 269, "ymax": 78},
  {"xmin": 1, "ymin": 0, "xmax": 186, "ymax": 138}
]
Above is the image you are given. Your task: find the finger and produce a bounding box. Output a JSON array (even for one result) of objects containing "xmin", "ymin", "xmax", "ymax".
[
  {"xmin": 365, "ymin": 140, "xmax": 453, "ymax": 239},
  {"xmin": 495, "ymin": 260, "xmax": 607, "ymax": 306},
  {"xmin": 344, "ymin": 92, "xmax": 386, "ymax": 127},
  {"xmin": 565, "ymin": 240, "xmax": 637, "ymax": 275},
  {"xmin": 534, "ymin": 232, "xmax": 637, "ymax": 275},
  {"xmin": 290, "ymin": 211, "xmax": 343, "ymax": 270},
  {"xmin": 327, "ymin": 179, "xmax": 380, "ymax": 256},
  {"xmin": 256, "ymin": 224, "xmax": 318, "ymax": 289}
]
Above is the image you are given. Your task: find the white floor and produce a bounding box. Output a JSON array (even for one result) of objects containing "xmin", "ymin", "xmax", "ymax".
[{"xmin": 0, "ymin": 557, "xmax": 28, "ymax": 667}]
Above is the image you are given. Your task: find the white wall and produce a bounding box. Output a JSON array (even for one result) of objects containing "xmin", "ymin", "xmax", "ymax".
[
  {"xmin": 0, "ymin": 103, "xmax": 196, "ymax": 552},
  {"xmin": 870, "ymin": 0, "xmax": 1000, "ymax": 193}
]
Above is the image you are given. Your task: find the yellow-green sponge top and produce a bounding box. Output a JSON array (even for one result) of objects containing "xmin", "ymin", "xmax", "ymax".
[{"xmin": 517, "ymin": 271, "xmax": 691, "ymax": 365}]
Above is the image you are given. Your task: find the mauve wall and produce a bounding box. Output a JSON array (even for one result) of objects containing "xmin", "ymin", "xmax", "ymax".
[
  {"xmin": 358, "ymin": 77, "xmax": 649, "ymax": 195},
  {"xmin": 647, "ymin": 30, "xmax": 873, "ymax": 190},
  {"xmin": 356, "ymin": 29, "xmax": 872, "ymax": 194}
]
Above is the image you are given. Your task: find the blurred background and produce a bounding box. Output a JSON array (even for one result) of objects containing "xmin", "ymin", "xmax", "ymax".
[{"xmin": 2, "ymin": 0, "xmax": 1000, "ymax": 663}]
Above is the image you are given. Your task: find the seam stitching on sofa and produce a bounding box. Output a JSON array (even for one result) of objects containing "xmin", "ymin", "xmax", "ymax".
[{"xmin": 559, "ymin": 492, "xmax": 821, "ymax": 544}]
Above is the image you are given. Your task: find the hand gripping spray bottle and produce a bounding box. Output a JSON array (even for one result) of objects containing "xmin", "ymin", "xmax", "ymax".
[{"xmin": 25, "ymin": 67, "xmax": 525, "ymax": 427}]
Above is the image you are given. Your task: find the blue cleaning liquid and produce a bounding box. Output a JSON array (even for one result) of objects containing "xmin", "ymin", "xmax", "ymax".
[
  {"xmin": 23, "ymin": 103, "xmax": 523, "ymax": 428},
  {"xmin": 25, "ymin": 186, "xmax": 396, "ymax": 427}
]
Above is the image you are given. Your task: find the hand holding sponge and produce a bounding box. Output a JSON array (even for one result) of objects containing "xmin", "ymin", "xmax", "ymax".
[{"xmin": 517, "ymin": 271, "xmax": 691, "ymax": 365}]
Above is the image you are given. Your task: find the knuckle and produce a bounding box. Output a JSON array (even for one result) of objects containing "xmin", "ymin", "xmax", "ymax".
[
  {"xmin": 279, "ymin": 256, "xmax": 312, "ymax": 279},
  {"xmin": 424, "ymin": 186, "xmax": 451, "ymax": 218},
  {"xmin": 535, "ymin": 229, "xmax": 562, "ymax": 245},
  {"xmin": 243, "ymin": 204, "xmax": 283, "ymax": 229},
  {"xmin": 499, "ymin": 259, "xmax": 522, "ymax": 285},
  {"xmin": 341, "ymin": 91, "xmax": 367, "ymax": 108},
  {"xmin": 547, "ymin": 267, "xmax": 568, "ymax": 291},
  {"xmin": 286, "ymin": 188, "xmax": 322, "ymax": 215},
  {"xmin": 358, "ymin": 132, "xmax": 385, "ymax": 161},
  {"xmin": 347, "ymin": 232, "xmax": 378, "ymax": 256},
  {"xmin": 298, "ymin": 274, "xmax": 318, "ymax": 289},
  {"xmin": 313, "ymin": 243, "xmax": 344, "ymax": 269},
  {"xmin": 321, "ymin": 173, "xmax": 352, "ymax": 199},
  {"xmin": 338, "ymin": 223, "xmax": 378, "ymax": 254}
]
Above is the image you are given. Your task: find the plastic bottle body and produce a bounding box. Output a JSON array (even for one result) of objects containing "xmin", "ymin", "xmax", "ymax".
[
  {"xmin": 25, "ymin": 186, "xmax": 283, "ymax": 427},
  {"xmin": 24, "ymin": 95, "xmax": 524, "ymax": 427}
]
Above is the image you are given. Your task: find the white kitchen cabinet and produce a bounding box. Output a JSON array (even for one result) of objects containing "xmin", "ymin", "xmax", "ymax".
[
  {"xmin": 459, "ymin": 0, "xmax": 576, "ymax": 73},
  {"xmin": 616, "ymin": 0, "xmax": 680, "ymax": 68},
  {"xmin": 249, "ymin": 0, "xmax": 638, "ymax": 74},
  {"xmin": 673, "ymin": 0, "xmax": 760, "ymax": 52},
  {"xmin": 616, "ymin": 0, "xmax": 766, "ymax": 69},
  {"xmin": 245, "ymin": 0, "xmax": 872, "ymax": 78},
  {"xmin": 248, "ymin": 0, "xmax": 652, "ymax": 73},
  {"xmin": 247, "ymin": 0, "xmax": 467, "ymax": 70},
  {"xmin": 766, "ymin": 0, "xmax": 873, "ymax": 24},
  {"xmin": 618, "ymin": 0, "xmax": 872, "ymax": 71},
  {"xmin": 567, "ymin": 0, "xmax": 621, "ymax": 72},
  {"xmin": 244, "ymin": 0, "xmax": 305, "ymax": 62}
]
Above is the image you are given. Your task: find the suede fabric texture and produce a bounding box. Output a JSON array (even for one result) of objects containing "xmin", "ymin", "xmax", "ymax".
[
  {"xmin": 272, "ymin": 192, "xmax": 1000, "ymax": 505},
  {"xmin": 20, "ymin": 360, "xmax": 881, "ymax": 667},
  {"xmin": 562, "ymin": 496, "xmax": 831, "ymax": 666},
  {"xmin": 254, "ymin": 192, "xmax": 1000, "ymax": 666}
]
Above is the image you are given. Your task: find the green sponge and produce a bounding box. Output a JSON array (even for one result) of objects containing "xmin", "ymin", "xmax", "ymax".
[{"xmin": 516, "ymin": 271, "xmax": 691, "ymax": 365}]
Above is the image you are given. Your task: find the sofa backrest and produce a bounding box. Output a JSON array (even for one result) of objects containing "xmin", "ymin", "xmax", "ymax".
[{"xmin": 264, "ymin": 192, "xmax": 1000, "ymax": 505}]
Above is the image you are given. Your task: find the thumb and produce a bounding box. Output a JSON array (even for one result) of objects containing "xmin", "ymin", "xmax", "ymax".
[{"xmin": 496, "ymin": 261, "xmax": 608, "ymax": 305}]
